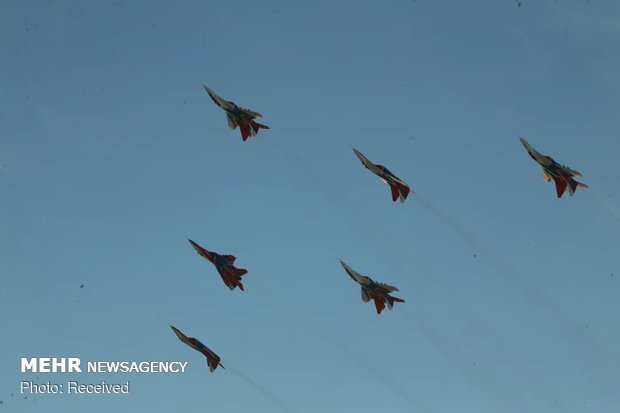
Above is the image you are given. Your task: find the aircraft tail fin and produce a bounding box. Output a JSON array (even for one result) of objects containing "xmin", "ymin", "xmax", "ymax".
[
  {"xmin": 250, "ymin": 120, "xmax": 270, "ymax": 135},
  {"xmin": 374, "ymin": 298, "xmax": 386, "ymax": 314},
  {"xmin": 390, "ymin": 183, "xmax": 411, "ymax": 202},
  {"xmin": 208, "ymin": 355, "xmax": 223, "ymax": 372},
  {"xmin": 398, "ymin": 184, "xmax": 411, "ymax": 202},
  {"xmin": 390, "ymin": 184, "xmax": 400, "ymax": 201},
  {"xmin": 553, "ymin": 177, "xmax": 568, "ymax": 198},
  {"xmin": 234, "ymin": 268, "xmax": 248, "ymax": 291},
  {"xmin": 239, "ymin": 124, "xmax": 251, "ymax": 141},
  {"xmin": 386, "ymin": 295, "xmax": 405, "ymax": 310},
  {"xmin": 567, "ymin": 178, "xmax": 589, "ymax": 196},
  {"xmin": 239, "ymin": 121, "xmax": 269, "ymax": 141}
]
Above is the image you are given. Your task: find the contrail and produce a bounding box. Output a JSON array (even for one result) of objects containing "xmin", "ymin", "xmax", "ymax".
[
  {"xmin": 265, "ymin": 137, "xmax": 394, "ymax": 251},
  {"xmin": 586, "ymin": 191, "xmax": 620, "ymax": 226},
  {"xmin": 413, "ymin": 194, "xmax": 620, "ymax": 393},
  {"xmin": 227, "ymin": 365, "xmax": 295, "ymax": 413},
  {"xmin": 398, "ymin": 309, "xmax": 529, "ymax": 413},
  {"xmin": 252, "ymin": 284, "xmax": 434, "ymax": 413},
  {"xmin": 266, "ymin": 137, "xmax": 360, "ymax": 212},
  {"xmin": 263, "ymin": 139, "xmax": 529, "ymax": 408},
  {"xmin": 460, "ymin": 315, "xmax": 560, "ymax": 406},
  {"xmin": 257, "ymin": 139, "xmax": 431, "ymax": 408},
  {"xmin": 415, "ymin": 194, "xmax": 575, "ymax": 326}
]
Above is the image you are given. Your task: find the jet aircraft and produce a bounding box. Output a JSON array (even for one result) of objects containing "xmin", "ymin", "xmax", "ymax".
[
  {"xmin": 203, "ymin": 85, "xmax": 269, "ymax": 141},
  {"xmin": 520, "ymin": 137, "xmax": 588, "ymax": 198},
  {"xmin": 339, "ymin": 260, "xmax": 405, "ymax": 314},
  {"xmin": 170, "ymin": 325, "xmax": 224, "ymax": 372},
  {"xmin": 188, "ymin": 239, "xmax": 249, "ymax": 291},
  {"xmin": 352, "ymin": 148, "xmax": 412, "ymax": 202}
]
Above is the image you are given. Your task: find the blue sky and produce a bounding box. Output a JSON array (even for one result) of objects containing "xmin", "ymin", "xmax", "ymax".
[{"xmin": 1, "ymin": 0, "xmax": 619, "ymax": 412}]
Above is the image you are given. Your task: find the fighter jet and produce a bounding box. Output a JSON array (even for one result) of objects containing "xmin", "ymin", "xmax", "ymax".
[
  {"xmin": 170, "ymin": 325, "xmax": 224, "ymax": 372},
  {"xmin": 352, "ymin": 148, "xmax": 412, "ymax": 202},
  {"xmin": 520, "ymin": 137, "xmax": 589, "ymax": 198},
  {"xmin": 188, "ymin": 239, "xmax": 249, "ymax": 291},
  {"xmin": 339, "ymin": 260, "xmax": 405, "ymax": 314},
  {"xmin": 203, "ymin": 85, "xmax": 269, "ymax": 141}
]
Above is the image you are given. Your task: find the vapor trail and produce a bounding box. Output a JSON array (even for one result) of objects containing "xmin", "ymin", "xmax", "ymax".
[
  {"xmin": 265, "ymin": 137, "xmax": 392, "ymax": 252},
  {"xmin": 413, "ymin": 194, "xmax": 620, "ymax": 386},
  {"xmin": 415, "ymin": 195, "xmax": 571, "ymax": 324},
  {"xmin": 398, "ymin": 308, "xmax": 557, "ymax": 413},
  {"xmin": 266, "ymin": 137, "xmax": 360, "ymax": 212},
  {"xmin": 253, "ymin": 284, "xmax": 434, "ymax": 413},
  {"xmin": 227, "ymin": 365, "xmax": 295, "ymax": 413},
  {"xmin": 586, "ymin": 191, "xmax": 620, "ymax": 226}
]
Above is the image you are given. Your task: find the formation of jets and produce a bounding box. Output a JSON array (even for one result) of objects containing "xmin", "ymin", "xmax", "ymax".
[{"xmin": 171, "ymin": 85, "xmax": 590, "ymax": 372}]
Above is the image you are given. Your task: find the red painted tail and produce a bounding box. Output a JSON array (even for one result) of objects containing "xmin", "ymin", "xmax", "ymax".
[
  {"xmin": 252, "ymin": 120, "xmax": 270, "ymax": 131},
  {"xmin": 239, "ymin": 124, "xmax": 251, "ymax": 141},
  {"xmin": 239, "ymin": 121, "xmax": 269, "ymax": 141},
  {"xmin": 386, "ymin": 295, "xmax": 405, "ymax": 310},
  {"xmin": 235, "ymin": 268, "xmax": 248, "ymax": 291}
]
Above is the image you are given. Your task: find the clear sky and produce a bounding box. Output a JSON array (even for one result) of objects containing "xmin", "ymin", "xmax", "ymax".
[{"xmin": 1, "ymin": 0, "xmax": 619, "ymax": 412}]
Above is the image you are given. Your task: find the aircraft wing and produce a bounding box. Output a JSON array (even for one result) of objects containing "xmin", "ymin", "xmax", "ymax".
[
  {"xmin": 203, "ymin": 85, "xmax": 235, "ymax": 111},
  {"xmin": 385, "ymin": 172, "xmax": 409, "ymax": 189},
  {"xmin": 226, "ymin": 114, "xmax": 238, "ymax": 129},
  {"xmin": 188, "ymin": 239, "xmax": 214, "ymax": 262},
  {"xmin": 239, "ymin": 107, "xmax": 263, "ymax": 119},
  {"xmin": 376, "ymin": 282, "xmax": 399, "ymax": 293},
  {"xmin": 541, "ymin": 169, "xmax": 553, "ymax": 182},
  {"xmin": 559, "ymin": 164, "xmax": 583, "ymax": 178}
]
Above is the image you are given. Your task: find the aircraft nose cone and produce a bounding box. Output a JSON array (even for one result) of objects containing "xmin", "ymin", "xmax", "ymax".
[
  {"xmin": 352, "ymin": 148, "xmax": 367, "ymax": 163},
  {"xmin": 519, "ymin": 137, "xmax": 531, "ymax": 149}
]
